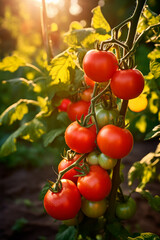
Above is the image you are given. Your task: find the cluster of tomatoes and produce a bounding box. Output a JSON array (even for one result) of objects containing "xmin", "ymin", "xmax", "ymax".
[{"xmin": 44, "ymin": 49, "xmax": 144, "ymax": 224}]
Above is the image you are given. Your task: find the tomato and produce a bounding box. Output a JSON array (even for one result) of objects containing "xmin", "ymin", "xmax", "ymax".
[
  {"xmin": 67, "ymin": 100, "xmax": 90, "ymax": 121},
  {"xmin": 98, "ymin": 153, "xmax": 117, "ymax": 170},
  {"xmin": 97, "ymin": 125, "xmax": 133, "ymax": 159},
  {"xmin": 65, "ymin": 121, "xmax": 97, "ymax": 153},
  {"xmin": 128, "ymin": 93, "xmax": 148, "ymax": 112},
  {"xmin": 86, "ymin": 151, "xmax": 99, "ymax": 165},
  {"xmin": 58, "ymin": 154, "xmax": 81, "ymax": 184},
  {"xmin": 44, "ymin": 179, "xmax": 81, "ymax": 220},
  {"xmin": 81, "ymin": 197, "xmax": 108, "ymax": 218},
  {"xmin": 83, "ymin": 50, "xmax": 118, "ymax": 82},
  {"xmin": 77, "ymin": 165, "xmax": 112, "ymax": 201},
  {"xmin": 84, "ymin": 74, "xmax": 95, "ymax": 88},
  {"xmin": 58, "ymin": 98, "xmax": 71, "ymax": 112},
  {"xmin": 111, "ymin": 69, "xmax": 145, "ymax": 100},
  {"xmin": 116, "ymin": 197, "xmax": 136, "ymax": 220},
  {"xmin": 96, "ymin": 108, "xmax": 119, "ymax": 129},
  {"xmin": 80, "ymin": 88, "xmax": 93, "ymax": 102}
]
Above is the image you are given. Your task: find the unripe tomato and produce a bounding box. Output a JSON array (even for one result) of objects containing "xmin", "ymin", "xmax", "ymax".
[
  {"xmin": 67, "ymin": 100, "xmax": 90, "ymax": 121},
  {"xmin": 80, "ymin": 88, "xmax": 93, "ymax": 102},
  {"xmin": 83, "ymin": 50, "xmax": 118, "ymax": 82},
  {"xmin": 86, "ymin": 151, "xmax": 99, "ymax": 165},
  {"xmin": 44, "ymin": 179, "xmax": 81, "ymax": 220},
  {"xmin": 77, "ymin": 165, "xmax": 112, "ymax": 201},
  {"xmin": 81, "ymin": 197, "xmax": 108, "ymax": 218},
  {"xmin": 58, "ymin": 154, "xmax": 81, "ymax": 184},
  {"xmin": 65, "ymin": 121, "xmax": 97, "ymax": 153},
  {"xmin": 58, "ymin": 98, "xmax": 71, "ymax": 112},
  {"xmin": 116, "ymin": 197, "xmax": 136, "ymax": 220},
  {"xmin": 98, "ymin": 153, "xmax": 117, "ymax": 170},
  {"xmin": 84, "ymin": 74, "xmax": 95, "ymax": 88},
  {"xmin": 97, "ymin": 125, "xmax": 133, "ymax": 159},
  {"xmin": 111, "ymin": 69, "xmax": 145, "ymax": 100},
  {"xmin": 96, "ymin": 108, "xmax": 119, "ymax": 129}
]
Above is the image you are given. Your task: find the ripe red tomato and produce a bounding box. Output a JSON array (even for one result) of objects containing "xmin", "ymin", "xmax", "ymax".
[
  {"xmin": 97, "ymin": 125, "xmax": 133, "ymax": 159},
  {"xmin": 44, "ymin": 179, "xmax": 81, "ymax": 220},
  {"xmin": 65, "ymin": 121, "xmax": 96, "ymax": 153},
  {"xmin": 77, "ymin": 165, "xmax": 112, "ymax": 201},
  {"xmin": 116, "ymin": 197, "xmax": 136, "ymax": 220},
  {"xmin": 58, "ymin": 154, "xmax": 81, "ymax": 184},
  {"xmin": 83, "ymin": 50, "xmax": 118, "ymax": 82},
  {"xmin": 58, "ymin": 98, "xmax": 71, "ymax": 112},
  {"xmin": 110, "ymin": 69, "xmax": 145, "ymax": 100},
  {"xmin": 84, "ymin": 74, "xmax": 95, "ymax": 88},
  {"xmin": 80, "ymin": 88, "xmax": 93, "ymax": 102},
  {"xmin": 81, "ymin": 197, "xmax": 108, "ymax": 218},
  {"xmin": 67, "ymin": 100, "xmax": 90, "ymax": 121}
]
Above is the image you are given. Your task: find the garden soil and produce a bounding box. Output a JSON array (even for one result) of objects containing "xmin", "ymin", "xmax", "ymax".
[{"xmin": 0, "ymin": 138, "xmax": 160, "ymax": 240}]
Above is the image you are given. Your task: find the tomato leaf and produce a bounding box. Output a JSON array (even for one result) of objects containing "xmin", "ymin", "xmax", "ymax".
[
  {"xmin": 39, "ymin": 182, "xmax": 50, "ymax": 201},
  {"xmin": 55, "ymin": 225, "xmax": 77, "ymax": 240},
  {"xmin": 106, "ymin": 221, "xmax": 131, "ymax": 239},
  {"xmin": 43, "ymin": 128, "xmax": 65, "ymax": 147},
  {"xmin": 145, "ymin": 125, "xmax": 160, "ymax": 140},
  {"xmin": 128, "ymin": 232, "xmax": 160, "ymax": 239},
  {"xmin": 0, "ymin": 55, "xmax": 26, "ymax": 72},
  {"xmin": 150, "ymin": 59, "xmax": 160, "ymax": 79}
]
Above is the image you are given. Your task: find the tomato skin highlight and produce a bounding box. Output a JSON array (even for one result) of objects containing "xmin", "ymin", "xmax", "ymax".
[
  {"xmin": 111, "ymin": 69, "xmax": 145, "ymax": 100},
  {"xmin": 116, "ymin": 197, "xmax": 136, "ymax": 220},
  {"xmin": 58, "ymin": 98, "xmax": 71, "ymax": 112},
  {"xmin": 67, "ymin": 100, "xmax": 90, "ymax": 121},
  {"xmin": 65, "ymin": 121, "xmax": 97, "ymax": 153},
  {"xmin": 83, "ymin": 50, "xmax": 118, "ymax": 82},
  {"xmin": 97, "ymin": 125, "xmax": 133, "ymax": 159},
  {"xmin": 77, "ymin": 165, "xmax": 112, "ymax": 201},
  {"xmin": 81, "ymin": 197, "xmax": 108, "ymax": 218},
  {"xmin": 44, "ymin": 179, "xmax": 81, "ymax": 220},
  {"xmin": 58, "ymin": 155, "xmax": 81, "ymax": 184}
]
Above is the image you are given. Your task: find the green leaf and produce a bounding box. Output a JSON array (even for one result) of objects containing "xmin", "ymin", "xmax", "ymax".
[
  {"xmin": 48, "ymin": 50, "xmax": 76, "ymax": 85},
  {"xmin": 0, "ymin": 99, "xmax": 39, "ymax": 125},
  {"xmin": 43, "ymin": 128, "xmax": 65, "ymax": 147},
  {"xmin": 148, "ymin": 47, "xmax": 160, "ymax": 60},
  {"xmin": 0, "ymin": 55, "xmax": 26, "ymax": 72},
  {"xmin": 55, "ymin": 225, "xmax": 77, "ymax": 240},
  {"xmin": 57, "ymin": 112, "xmax": 71, "ymax": 126},
  {"xmin": 12, "ymin": 218, "xmax": 28, "ymax": 232},
  {"xmin": 150, "ymin": 59, "xmax": 160, "ymax": 79},
  {"xmin": 145, "ymin": 125, "xmax": 160, "ymax": 140},
  {"xmin": 107, "ymin": 221, "xmax": 130, "ymax": 240},
  {"xmin": 0, "ymin": 118, "xmax": 46, "ymax": 157},
  {"xmin": 39, "ymin": 182, "xmax": 50, "ymax": 200},
  {"xmin": 128, "ymin": 232, "xmax": 160, "ymax": 239},
  {"xmin": 91, "ymin": 6, "xmax": 111, "ymax": 33}
]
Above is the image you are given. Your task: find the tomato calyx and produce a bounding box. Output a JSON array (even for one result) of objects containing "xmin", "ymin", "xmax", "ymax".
[{"xmin": 62, "ymin": 149, "xmax": 76, "ymax": 161}]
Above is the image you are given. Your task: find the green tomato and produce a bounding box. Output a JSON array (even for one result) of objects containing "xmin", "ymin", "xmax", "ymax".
[
  {"xmin": 96, "ymin": 108, "xmax": 119, "ymax": 129},
  {"xmin": 115, "ymin": 197, "xmax": 136, "ymax": 220},
  {"xmin": 81, "ymin": 197, "xmax": 108, "ymax": 218},
  {"xmin": 98, "ymin": 153, "xmax": 117, "ymax": 170},
  {"xmin": 86, "ymin": 151, "xmax": 99, "ymax": 165}
]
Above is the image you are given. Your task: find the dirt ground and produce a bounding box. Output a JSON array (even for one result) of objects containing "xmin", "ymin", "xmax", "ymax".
[{"xmin": 0, "ymin": 138, "xmax": 160, "ymax": 240}]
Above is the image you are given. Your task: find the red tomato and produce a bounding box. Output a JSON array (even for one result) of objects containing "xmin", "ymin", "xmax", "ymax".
[
  {"xmin": 84, "ymin": 74, "xmax": 95, "ymax": 88},
  {"xmin": 77, "ymin": 165, "xmax": 112, "ymax": 201},
  {"xmin": 58, "ymin": 98, "xmax": 71, "ymax": 112},
  {"xmin": 83, "ymin": 50, "xmax": 118, "ymax": 82},
  {"xmin": 44, "ymin": 179, "xmax": 81, "ymax": 220},
  {"xmin": 65, "ymin": 121, "xmax": 96, "ymax": 153},
  {"xmin": 97, "ymin": 125, "xmax": 133, "ymax": 159},
  {"xmin": 80, "ymin": 88, "xmax": 93, "ymax": 102},
  {"xmin": 110, "ymin": 69, "xmax": 145, "ymax": 100},
  {"xmin": 67, "ymin": 100, "xmax": 90, "ymax": 121},
  {"xmin": 58, "ymin": 154, "xmax": 81, "ymax": 184}
]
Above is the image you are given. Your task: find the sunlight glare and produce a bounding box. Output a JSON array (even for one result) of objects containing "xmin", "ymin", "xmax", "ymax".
[{"xmin": 35, "ymin": 0, "xmax": 60, "ymax": 4}]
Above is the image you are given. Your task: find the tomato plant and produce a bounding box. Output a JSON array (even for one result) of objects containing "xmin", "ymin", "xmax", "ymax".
[
  {"xmin": 97, "ymin": 125, "xmax": 134, "ymax": 159},
  {"xmin": 65, "ymin": 121, "xmax": 97, "ymax": 153},
  {"xmin": 81, "ymin": 197, "xmax": 108, "ymax": 218},
  {"xmin": 115, "ymin": 197, "xmax": 136, "ymax": 220},
  {"xmin": 77, "ymin": 165, "xmax": 112, "ymax": 201},
  {"xmin": 44, "ymin": 179, "xmax": 81, "ymax": 220},
  {"xmin": 58, "ymin": 154, "xmax": 81, "ymax": 184},
  {"xmin": 83, "ymin": 50, "xmax": 118, "ymax": 82},
  {"xmin": 111, "ymin": 69, "xmax": 145, "ymax": 100},
  {"xmin": 67, "ymin": 100, "xmax": 90, "ymax": 121}
]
